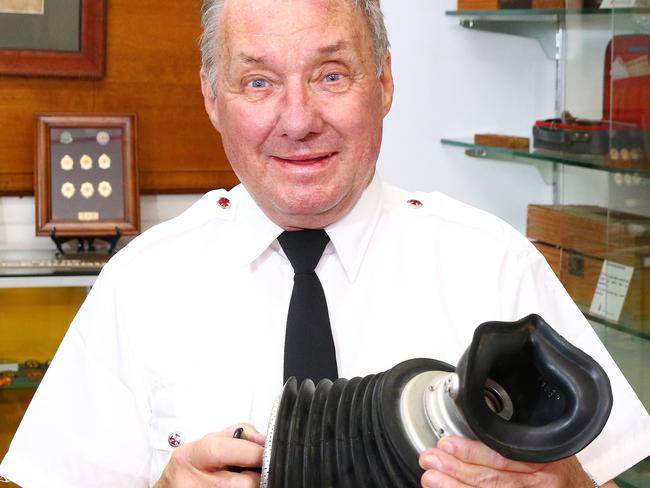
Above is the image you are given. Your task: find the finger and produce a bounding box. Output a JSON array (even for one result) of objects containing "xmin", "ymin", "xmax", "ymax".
[
  {"xmin": 420, "ymin": 447, "xmax": 529, "ymax": 488},
  {"xmin": 437, "ymin": 436, "xmax": 538, "ymax": 474},
  {"xmin": 207, "ymin": 469, "xmax": 261, "ymax": 487},
  {"xmin": 187, "ymin": 435, "xmax": 264, "ymax": 471},
  {"xmin": 219, "ymin": 423, "xmax": 267, "ymax": 446},
  {"xmin": 421, "ymin": 469, "xmax": 472, "ymax": 488}
]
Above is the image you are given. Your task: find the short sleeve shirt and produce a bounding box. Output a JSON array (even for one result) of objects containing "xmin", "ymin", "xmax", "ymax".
[{"xmin": 1, "ymin": 175, "xmax": 648, "ymax": 487}]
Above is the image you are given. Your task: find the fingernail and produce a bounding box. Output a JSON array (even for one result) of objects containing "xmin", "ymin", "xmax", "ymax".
[
  {"xmin": 421, "ymin": 470, "xmax": 437, "ymax": 487},
  {"xmin": 423, "ymin": 454, "xmax": 442, "ymax": 470},
  {"xmin": 439, "ymin": 440, "xmax": 454, "ymax": 455}
]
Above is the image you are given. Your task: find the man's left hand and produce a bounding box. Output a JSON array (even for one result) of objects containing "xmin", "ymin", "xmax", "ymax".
[{"xmin": 419, "ymin": 436, "xmax": 600, "ymax": 488}]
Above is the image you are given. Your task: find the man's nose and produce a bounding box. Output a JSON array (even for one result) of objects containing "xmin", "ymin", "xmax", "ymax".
[{"xmin": 277, "ymin": 81, "xmax": 323, "ymax": 141}]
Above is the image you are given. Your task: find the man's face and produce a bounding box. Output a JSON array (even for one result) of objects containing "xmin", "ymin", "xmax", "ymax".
[{"xmin": 201, "ymin": 0, "xmax": 394, "ymax": 230}]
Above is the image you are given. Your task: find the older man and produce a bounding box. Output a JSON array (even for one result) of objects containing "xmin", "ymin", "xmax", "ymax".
[{"xmin": 1, "ymin": 0, "xmax": 648, "ymax": 487}]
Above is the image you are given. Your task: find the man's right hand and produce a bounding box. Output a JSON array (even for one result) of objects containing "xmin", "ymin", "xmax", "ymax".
[{"xmin": 153, "ymin": 423, "xmax": 266, "ymax": 487}]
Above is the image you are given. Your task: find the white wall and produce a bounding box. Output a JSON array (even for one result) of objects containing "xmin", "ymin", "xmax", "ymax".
[
  {"xmin": 379, "ymin": 0, "xmax": 556, "ymax": 232},
  {"xmin": 0, "ymin": 194, "xmax": 200, "ymax": 251},
  {"xmin": 0, "ymin": 0, "xmax": 561, "ymax": 251}
]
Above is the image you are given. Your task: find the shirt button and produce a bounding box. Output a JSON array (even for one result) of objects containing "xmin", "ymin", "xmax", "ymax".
[
  {"xmin": 168, "ymin": 432, "xmax": 183, "ymax": 448},
  {"xmin": 407, "ymin": 198, "xmax": 423, "ymax": 208},
  {"xmin": 217, "ymin": 197, "xmax": 232, "ymax": 209}
]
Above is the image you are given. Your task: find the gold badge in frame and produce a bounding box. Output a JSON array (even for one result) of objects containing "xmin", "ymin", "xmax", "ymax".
[
  {"xmin": 98, "ymin": 153, "xmax": 111, "ymax": 169},
  {"xmin": 80, "ymin": 182, "xmax": 94, "ymax": 199},
  {"xmin": 60, "ymin": 155, "xmax": 73, "ymax": 171},
  {"xmin": 98, "ymin": 180, "xmax": 112, "ymax": 198},
  {"xmin": 80, "ymin": 154, "xmax": 93, "ymax": 170},
  {"xmin": 61, "ymin": 182, "xmax": 75, "ymax": 199}
]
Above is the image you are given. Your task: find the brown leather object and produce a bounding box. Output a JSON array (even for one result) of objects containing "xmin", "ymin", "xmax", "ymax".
[
  {"xmin": 474, "ymin": 133, "xmax": 530, "ymax": 150},
  {"xmin": 458, "ymin": 0, "xmax": 531, "ymax": 9},
  {"xmin": 531, "ymin": 1, "xmax": 603, "ymax": 9}
]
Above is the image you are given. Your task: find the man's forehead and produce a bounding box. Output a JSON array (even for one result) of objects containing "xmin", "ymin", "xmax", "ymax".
[
  {"xmin": 221, "ymin": 0, "xmax": 364, "ymax": 43},
  {"xmin": 236, "ymin": 40, "xmax": 355, "ymax": 65}
]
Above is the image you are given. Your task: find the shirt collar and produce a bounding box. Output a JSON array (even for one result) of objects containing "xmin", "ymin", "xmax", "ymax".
[
  {"xmin": 325, "ymin": 174, "xmax": 382, "ymax": 283},
  {"xmin": 231, "ymin": 173, "xmax": 383, "ymax": 283}
]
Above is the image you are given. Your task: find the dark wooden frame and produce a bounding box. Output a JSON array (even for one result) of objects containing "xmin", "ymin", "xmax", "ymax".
[
  {"xmin": 0, "ymin": 0, "xmax": 106, "ymax": 78},
  {"xmin": 35, "ymin": 113, "xmax": 140, "ymax": 237}
]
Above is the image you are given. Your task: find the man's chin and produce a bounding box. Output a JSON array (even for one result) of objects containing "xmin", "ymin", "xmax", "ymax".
[{"xmin": 269, "ymin": 197, "xmax": 348, "ymax": 230}]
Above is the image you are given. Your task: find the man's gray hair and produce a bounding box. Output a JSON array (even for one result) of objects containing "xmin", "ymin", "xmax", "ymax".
[{"xmin": 200, "ymin": 0, "xmax": 390, "ymax": 92}]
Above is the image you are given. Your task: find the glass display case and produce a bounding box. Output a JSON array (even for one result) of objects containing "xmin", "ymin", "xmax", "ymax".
[
  {"xmin": 443, "ymin": 6, "xmax": 649, "ymax": 487},
  {"xmin": 0, "ymin": 253, "xmax": 101, "ymax": 486}
]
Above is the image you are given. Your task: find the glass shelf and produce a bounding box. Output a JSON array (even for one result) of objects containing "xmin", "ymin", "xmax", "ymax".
[
  {"xmin": 586, "ymin": 309, "xmax": 650, "ymax": 343},
  {"xmin": 441, "ymin": 138, "xmax": 650, "ymax": 179},
  {"xmin": 0, "ymin": 250, "xmax": 105, "ymax": 288},
  {"xmin": 445, "ymin": 8, "xmax": 650, "ymax": 58}
]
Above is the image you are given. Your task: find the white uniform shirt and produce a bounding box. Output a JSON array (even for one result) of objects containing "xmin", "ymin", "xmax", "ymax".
[{"xmin": 1, "ymin": 175, "xmax": 648, "ymax": 487}]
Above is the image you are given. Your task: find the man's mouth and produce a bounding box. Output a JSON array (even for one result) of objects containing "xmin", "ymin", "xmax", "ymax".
[{"xmin": 271, "ymin": 152, "xmax": 337, "ymax": 165}]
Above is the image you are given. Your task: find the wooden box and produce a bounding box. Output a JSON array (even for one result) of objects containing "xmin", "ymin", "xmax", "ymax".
[
  {"xmin": 533, "ymin": 241, "xmax": 562, "ymax": 276},
  {"xmin": 533, "ymin": 240, "xmax": 650, "ymax": 332},
  {"xmin": 560, "ymin": 249, "xmax": 649, "ymax": 331},
  {"xmin": 474, "ymin": 133, "xmax": 530, "ymax": 150},
  {"xmin": 527, "ymin": 204, "xmax": 650, "ymax": 261}
]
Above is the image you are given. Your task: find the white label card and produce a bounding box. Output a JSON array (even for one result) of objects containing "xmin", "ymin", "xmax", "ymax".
[
  {"xmin": 589, "ymin": 260, "xmax": 634, "ymax": 323},
  {"xmin": 600, "ymin": 0, "xmax": 637, "ymax": 7}
]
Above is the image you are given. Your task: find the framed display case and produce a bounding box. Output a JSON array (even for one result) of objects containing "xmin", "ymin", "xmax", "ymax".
[
  {"xmin": 34, "ymin": 113, "xmax": 140, "ymax": 238},
  {"xmin": 0, "ymin": 0, "xmax": 106, "ymax": 78}
]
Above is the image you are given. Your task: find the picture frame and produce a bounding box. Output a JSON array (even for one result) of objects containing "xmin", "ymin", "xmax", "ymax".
[
  {"xmin": 35, "ymin": 113, "xmax": 140, "ymax": 238},
  {"xmin": 0, "ymin": 0, "xmax": 106, "ymax": 78}
]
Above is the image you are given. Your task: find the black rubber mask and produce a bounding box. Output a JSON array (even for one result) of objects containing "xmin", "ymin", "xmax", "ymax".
[{"xmin": 260, "ymin": 314, "xmax": 613, "ymax": 487}]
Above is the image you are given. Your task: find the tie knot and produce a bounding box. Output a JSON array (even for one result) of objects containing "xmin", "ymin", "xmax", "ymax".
[{"xmin": 278, "ymin": 229, "xmax": 330, "ymax": 274}]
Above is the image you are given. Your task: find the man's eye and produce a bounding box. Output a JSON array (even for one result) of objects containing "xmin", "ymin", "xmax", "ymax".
[
  {"xmin": 248, "ymin": 79, "xmax": 268, "ymax": 89},
  {"xmin": 324, "ymin": 73, "xmax": 342, "ymax": 83}
]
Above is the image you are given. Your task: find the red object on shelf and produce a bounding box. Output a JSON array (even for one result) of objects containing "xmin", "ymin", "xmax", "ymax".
[{"xmin": 603, "ymin": 35, "xmax": 650, "ymax": 129}]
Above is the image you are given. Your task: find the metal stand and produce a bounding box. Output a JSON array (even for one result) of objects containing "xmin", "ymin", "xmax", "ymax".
[{"xmin": 49, "ymin": 227, "xmax": 123, "ymax": 256}]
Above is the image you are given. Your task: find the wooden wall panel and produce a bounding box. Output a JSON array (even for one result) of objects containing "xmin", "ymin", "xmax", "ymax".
[{"xmin": 0, "ymin": 0, "xmax": 236, "ymax": 196}]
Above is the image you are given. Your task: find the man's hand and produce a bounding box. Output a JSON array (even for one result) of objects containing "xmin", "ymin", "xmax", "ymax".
[
  {"xmin": 154, "ymin": 423, "xmax": 266, "ymax": 488},
  {"xmin": 419, "ymin": 436, "xmax": 609, "ymax": 488}
]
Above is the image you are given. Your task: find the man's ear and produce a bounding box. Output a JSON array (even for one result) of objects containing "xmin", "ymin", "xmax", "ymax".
[
  {"xmin": 200, "ymin": 67, "xmax": 221, "ymax": 131},
  {"xmin": 379, "ymin": 51, "xmax": 394, "ymax": 117}
]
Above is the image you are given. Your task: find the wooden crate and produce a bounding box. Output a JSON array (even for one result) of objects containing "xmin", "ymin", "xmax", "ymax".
[
  {"xmin": 560, "ymin": 250, "xmax": 649, "ymax": 331},
  {"xmin": 527, "ymin": 204, "xmax": 650, "ymax": 261},
  {"xmin": 533, "ymin": 241, "xmax": 562, "ymax": 277}
]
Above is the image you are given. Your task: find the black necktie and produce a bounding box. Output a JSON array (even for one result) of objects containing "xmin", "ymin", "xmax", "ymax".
[{"xmin": 278, "ymin": 229, "xmax": 338, "ymax": 385}]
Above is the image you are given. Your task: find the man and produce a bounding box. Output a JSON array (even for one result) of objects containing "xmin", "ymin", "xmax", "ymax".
[{"xmin": 1, "ymin": 0, "xmax": 648, "ymax": 487}]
